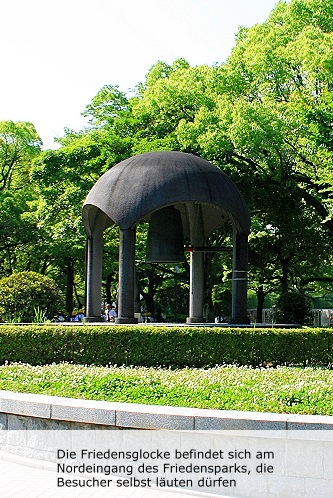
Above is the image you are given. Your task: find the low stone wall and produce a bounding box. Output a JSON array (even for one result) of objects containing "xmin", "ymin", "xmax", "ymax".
[
  {"xmin": 1, "ymin": 391, "xmax": 333, "ymax": 497},
  {"xmin": 1, "ymin": 389, "xmax": 333, "ymax": 431}
]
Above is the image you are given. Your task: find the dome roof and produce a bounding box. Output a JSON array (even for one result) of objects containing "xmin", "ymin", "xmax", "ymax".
[{"xmin": 83, "ymin": 151, "xmax": 250, "ymax": 238}]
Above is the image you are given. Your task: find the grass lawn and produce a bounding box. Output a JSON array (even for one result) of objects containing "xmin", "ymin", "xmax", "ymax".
[{"xmin": 0, "ymin": 363, "xmax": 332, "ymax": 416}]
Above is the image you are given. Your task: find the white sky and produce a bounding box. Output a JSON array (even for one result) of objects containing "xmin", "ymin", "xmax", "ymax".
[{"xmin": 0, "ymin": 0, "xmax": 278, "ymax": 149}]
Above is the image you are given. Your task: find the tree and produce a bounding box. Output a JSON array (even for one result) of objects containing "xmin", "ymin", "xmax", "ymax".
[
  {"xmin": 8, "ymin": 0, "xmax": 333, "ymax": 320},
  {"xmin": 0, "ymin": 120, "xmax": 42, "ymax": 191},
  {"xmin": 29, "ymin": 136, "xmax": 99, "ymax": 315},
  {"xmin": 275, "ymin": 290, "xmax": 311, "ymax": 325},
  {"xmin": 173, "ymin": 0, "xmax": 333, "ymax": 307},
  {"xmin": 29, "ymin": 117, "xmax": 136, "ymax": 315},
  {"xmin": 82, "ymin": 84, "xmax": 130, "ymax": 128},
  {"xmin": 0, "ymin": 271, "xmax": 62, "ymax": 322},
  {"xmin": 131, "ymin": 59, "xmax": 216, "ymax": 154},
  {"xmin": 0, "ymin": 121, "xmax": 42, "ymax": 279}
]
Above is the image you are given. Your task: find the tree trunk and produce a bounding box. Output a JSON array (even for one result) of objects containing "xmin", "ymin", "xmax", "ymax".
[
  {"xmin": 140, "ymin": 287, "xmax": 155, "ymax": 317},
  {"xmin": 73, "ymin": 283, "xmax": 83, "ymax": 310},
  {"xmin": 256, "ymin": 285, "xmax": 265, "ymax": 323},
  {"xmin": 105, "ymin": 273, "xmax": 113, "ymax": 304},
  {"xmin": 66, "ymin": 257, "xmax": 74, "ymax": 317},
  {"xmin": 281, "ymin": 258, "xmax": 289, "ymax": 294}
]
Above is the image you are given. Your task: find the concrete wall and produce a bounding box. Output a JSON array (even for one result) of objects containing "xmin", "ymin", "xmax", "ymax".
[
  {"xmin": 1, "ymin": 389, "xmax": 333, "ymax": 431},
  {"xmin": 1, "ymin": 391, "xmax": 333, "ymax": 497}
]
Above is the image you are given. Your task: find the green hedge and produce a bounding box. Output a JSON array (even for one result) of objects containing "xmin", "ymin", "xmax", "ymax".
[{"xmin": 0, "ymin": 324, "xmax": 333, "ymax": 367}]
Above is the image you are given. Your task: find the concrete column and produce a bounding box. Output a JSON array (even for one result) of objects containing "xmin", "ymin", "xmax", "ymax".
[
  {"xmin": 115, "ymin": 227, "xmax": 138, "ymax": 324},
  {"xmin": 186, "ymin": 204, "xmax": 205, "ymax": 323},
  {"xmin": 230, "ymin": 229, "xmax": 250, "ymax": 324},
  {"xmin": 186, "ymin": 250, "xmax": 205, "ymax": 323},
  {"xmin": 85, "ymin": 232, "xmax": 104, "ymax": 322}
]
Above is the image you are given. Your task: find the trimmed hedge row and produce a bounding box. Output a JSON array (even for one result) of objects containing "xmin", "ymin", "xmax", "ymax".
[{"xmin": 0, "ymin": 325, "xmax": 333, "ymax": 367}]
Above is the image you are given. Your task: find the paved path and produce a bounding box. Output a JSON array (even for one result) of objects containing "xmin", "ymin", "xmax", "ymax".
[{"xmin": 0, "ymin": 456, "xmax": 229, "ymax": 498}]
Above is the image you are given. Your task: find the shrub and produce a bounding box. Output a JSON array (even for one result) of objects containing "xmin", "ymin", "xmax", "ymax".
[
  {"xmin": 0, "ymin": 271, "xmax": 62, "ymax": 322},
  {"xmin": 275, "ymin": 291, "xmax": 311, "ymax": 325},
  {"xmin": 0, "ymin": 324, "xmax": 332, "ymax": 367}
]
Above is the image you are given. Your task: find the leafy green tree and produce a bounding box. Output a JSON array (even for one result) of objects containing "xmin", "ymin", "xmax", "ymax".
[
  {"xmin": 82, "ymin": 84, "xmax": 131, "ymax": 128},
  {"xmin": 8, "ymin": 0, "xmax": 333, "ymax": 320},
  {"xmin": 275, "ymin": 290, "xmax": 312, "ymax": 325},
  {"xmin": 131, "ymin": 59, "xmax": 216, "ymax": 154},
  {"xmin": 0, "ymin": 121, "xmax": 42, "ymax": 278},
  {"xmin": 29, "ymin": 137, "xmax": 97, "ymax": 315},
  {"xmin": 171, "ymin": 0, "xmax": 333, "ymax": 308},
  {"xmin": 29, "ymin": 102, "xmax": 135, "ymax": 314},
  {"xmin": 0, "ymin": 120, "xmax": 41, "ymax": 191},
  {"xmin": 0, "ymin": 271, "xmax": 62, "ymax": 322},
  {"xmin": 0, "ymin": 191, "xmax": 40, "ymax": 275}
]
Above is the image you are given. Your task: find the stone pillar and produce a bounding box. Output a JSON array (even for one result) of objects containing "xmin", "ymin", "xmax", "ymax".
[
  {"xmin": 85, "ymin": 231, "xmax": 104, "ymax": 322},
  {"xmin": 115, "ymin": 227, "xmax": 138, "ymax": 324},
  {"xmin": 186, "ymin": 204, "xmax": 205, "ymax": 323},
  {"xmin": 230, "ymin": 229, "xmax": 250, "ymax": 324},
  {"xmin": 186, "ymin": 249, "xmax": 205, "ymax": 323}
]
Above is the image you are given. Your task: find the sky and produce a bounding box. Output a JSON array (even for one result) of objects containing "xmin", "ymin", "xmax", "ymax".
[{"xmin": 0, "ymin": 0, "xmax": 279, "ymax": 149}]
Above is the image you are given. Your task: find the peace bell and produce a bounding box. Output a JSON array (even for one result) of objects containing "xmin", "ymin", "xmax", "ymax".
[{"xmin": 146, "ymin": 206, "xmax": 185, "ymax": 263}]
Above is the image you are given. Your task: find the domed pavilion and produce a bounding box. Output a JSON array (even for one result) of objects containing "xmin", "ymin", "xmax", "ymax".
[{"xmin": 82, "ymin": 151, "xmax": 250, "ymax": 324}]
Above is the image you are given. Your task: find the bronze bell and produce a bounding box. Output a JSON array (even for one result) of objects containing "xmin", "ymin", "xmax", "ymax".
[{"xmin": 146, "ymin": 206, "xmax": 185, "ymax": 263}]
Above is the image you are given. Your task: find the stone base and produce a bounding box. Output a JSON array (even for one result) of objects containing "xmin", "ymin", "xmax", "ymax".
[
  {"xmin": 186, "ymin": 317, "xmax": 206, "ymax": 324},
  {"xmin": 115, "ymin": 317, "xmax": 138, "ymax": 324}
]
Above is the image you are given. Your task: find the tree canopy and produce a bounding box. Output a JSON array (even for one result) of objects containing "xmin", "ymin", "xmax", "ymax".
[{"xmin": 2, "ymin": 0, "xmax": 333, "ymax": 321}]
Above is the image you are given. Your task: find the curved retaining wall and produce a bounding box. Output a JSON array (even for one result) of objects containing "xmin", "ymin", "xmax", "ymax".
[
  {"xmin": 1, "ymin": 391, "xmax": 333, "ymax": 497},
  {"xmin": 1, "ymin": 390, "xmax": 333, "ymax": 431}
]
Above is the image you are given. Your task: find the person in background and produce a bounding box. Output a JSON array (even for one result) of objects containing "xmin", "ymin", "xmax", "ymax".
[
  {"xmin": 104, "ymin": 304, "xmax": 111, "ymax": 321},
  {"xmin": 76, "ymin": 309, "xmax": 84, "ymax": 321},
  {"xmin": 109, "ymin": 307, "xmax": 117, "ymax": 321},
  {"xmin": 104, "ymin": 304, "xmax": 117, "ymax": 322}
]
